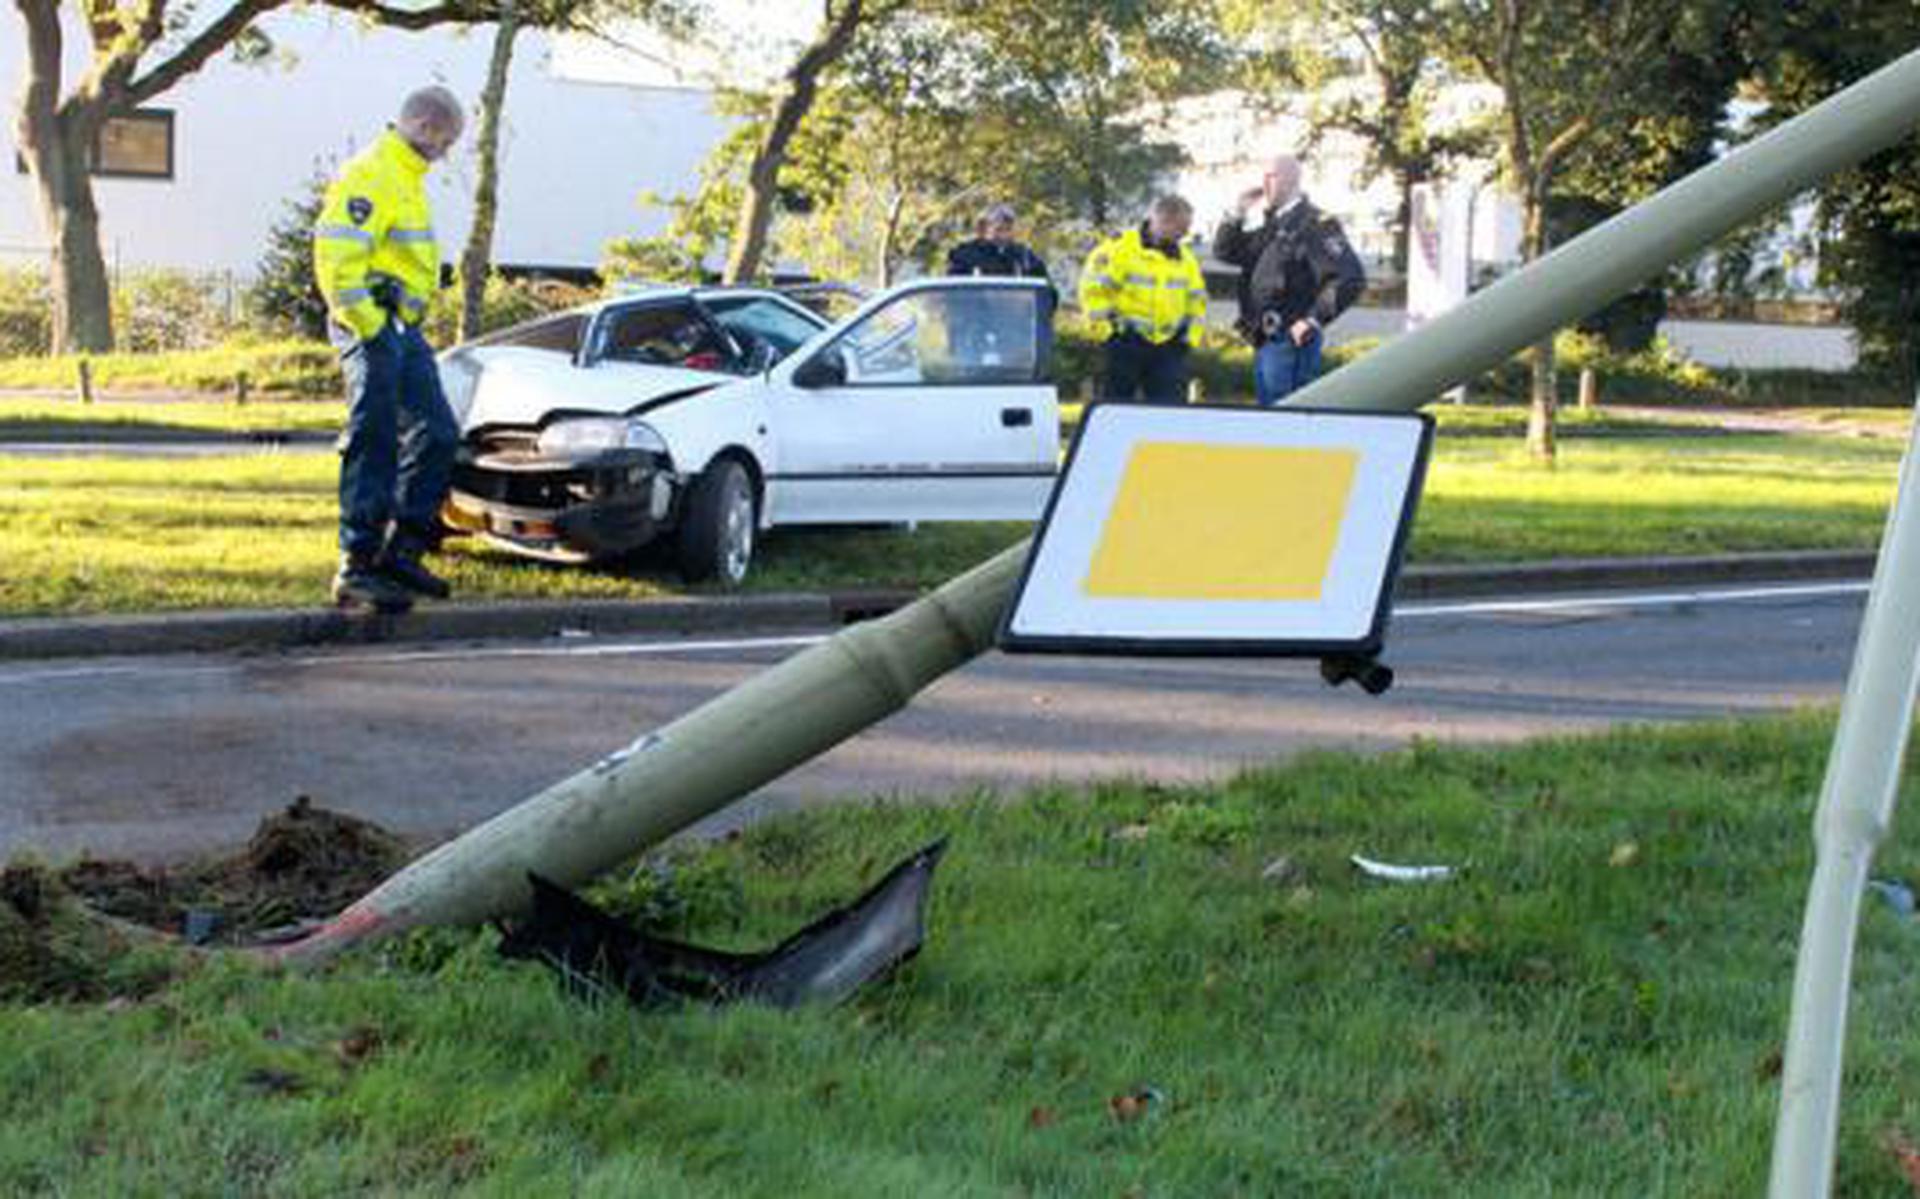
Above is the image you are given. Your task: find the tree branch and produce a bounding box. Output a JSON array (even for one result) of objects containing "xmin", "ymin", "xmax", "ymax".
[
  {"xmin": 124, "ymin": 0, "xmax": 280, "ymax": 107},
  {"xmin": 1534, "ymin": 114, "xmax": 1591, "ymax": 184},
  {"xmin": 80, "ymin": 0, "xmax": 170, "ymax": 103},
  {"xmin": 313, "ymin": 0, "xmax": 497, "ymax": 32}
]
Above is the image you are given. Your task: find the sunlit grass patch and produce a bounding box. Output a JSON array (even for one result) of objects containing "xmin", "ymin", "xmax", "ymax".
[
  {"xmin": 5, "ymin": 716, "xmax": 1920, "ymax": 1193},
  {"xmin": 0, "ymin": 396, "xmax": 345, "ymax": 438},
  {"xmin": 0, "ymin": 429, "xmax": 1900, "ymax": 617}
]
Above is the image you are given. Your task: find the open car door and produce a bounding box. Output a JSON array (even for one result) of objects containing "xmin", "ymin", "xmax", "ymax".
[{"xmin": 763, "ymin": 279, "xmax": 1058, "ymax": 525}]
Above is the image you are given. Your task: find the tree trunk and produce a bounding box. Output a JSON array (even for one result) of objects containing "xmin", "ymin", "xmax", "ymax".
[
  {"xmin": 876, "ymin": 188, "xmax": 904, "ymax": 288},
  {"xmin": 459, "ymin": 3, "xmax": 520, "ymax": 342},
  {"xmin": 723, "ymin": 0, "xmax": 867, "ymax": 284},
  {"xmin": 14, "ymin": 0, "xmax": 115, "ymax": 353},
  {"xmin": 1391, "ymin": 169, "xmax": 1416, "ymax": 278},
  {"xmin": 1521, "ymin": 189, "xmax": 1556, "ymax": 461},
  {"xmin": 32, "ymin": 120, "xmax": 115, "ymax": 354}
]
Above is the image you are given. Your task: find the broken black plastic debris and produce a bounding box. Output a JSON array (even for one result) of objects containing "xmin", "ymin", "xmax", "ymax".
[{"xmin": 496, "ymin": 838, "xmax": 948, "ymax": 1009}]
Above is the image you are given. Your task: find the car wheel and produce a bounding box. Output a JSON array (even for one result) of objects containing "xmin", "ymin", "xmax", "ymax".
[{"xmin": 677, "ymin": 458, "xmax": 756, "ymax": 586}]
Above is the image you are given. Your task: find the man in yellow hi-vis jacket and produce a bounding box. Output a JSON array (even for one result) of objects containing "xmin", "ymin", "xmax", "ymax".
[
  {"xmin": 313, "ymin": 86, "xmax": 464, "ymax": 611},
  {"xmin": 1077, "ymin": 195, "xmax": 1206, "ymax": 404}
]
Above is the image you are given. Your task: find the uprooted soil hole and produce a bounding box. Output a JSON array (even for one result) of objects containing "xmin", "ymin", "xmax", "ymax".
[{"xmin": 3, "ymin": 796, "xmax": 412, "ymax": 1004}]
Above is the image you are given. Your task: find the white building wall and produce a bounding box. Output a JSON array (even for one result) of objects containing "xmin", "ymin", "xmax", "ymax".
[{"xmin": 0, "ymin": 11, "xmax": 728, "ymax": 278}]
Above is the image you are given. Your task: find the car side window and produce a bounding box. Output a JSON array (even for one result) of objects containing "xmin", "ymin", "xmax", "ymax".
[
  {"xmin": 829, "ymin": 289, "xmax": 1044, "ymax": 387},
  {"xmin": 704, "ymin": 297, "xmax": 826, "ymax": 363},
  {"xmin": 597, "ymin": 302, "xmax": 730, "ymax": 370},
  {"xmin": 477, "ymin": 313, "xmax": 587, "ymax": 355}
]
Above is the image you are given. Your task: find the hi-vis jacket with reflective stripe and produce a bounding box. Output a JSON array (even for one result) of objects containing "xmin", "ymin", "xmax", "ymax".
[
  {"xmin": 313, "ymin": 130, "xmax": 440, "ymax": 341},
  {"xmin": 1077, "ymin": 226, "xmax": 1207, "ymax": 347}
]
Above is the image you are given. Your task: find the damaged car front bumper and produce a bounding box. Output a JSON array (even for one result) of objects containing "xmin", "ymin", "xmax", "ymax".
[{"xmin": 447, "ymin": 430, "xmax": 680, "ymax": 562}]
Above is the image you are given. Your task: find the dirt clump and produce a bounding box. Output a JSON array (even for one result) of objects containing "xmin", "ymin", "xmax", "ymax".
[
  {"xmin": 65, "ymin": 796, "xmax": 412, "ymax": 940},
  {"xmin": 1, "ymin": 798, "xmax": 412, "ymax": 1003},
  {"xmin": 0, "ymin": 861, "xmax": 174, "ymax": 1003}
]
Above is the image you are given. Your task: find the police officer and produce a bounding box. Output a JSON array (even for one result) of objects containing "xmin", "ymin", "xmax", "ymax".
[
  {"xmin": 1078, "ymin": 195, "xmax": 1207, "ymax": 404},
  {"xmin": 946, "ymin": 203, "xmax": 1052, "ymax": 285},
  {"xmin": 1212, "ymin": 154, "xmax": 1365, "ymax": 405},
  {"xmin": 313, "ymin": 86, "xmax": 465, "ymax": 610}
]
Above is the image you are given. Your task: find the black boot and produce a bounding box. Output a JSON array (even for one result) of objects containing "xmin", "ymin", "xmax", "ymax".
[
  {"xmin": 332, "ymin": 552, "xmax": 414, "ymax": 613},
  {"xmin": 379, "ymin": 528, "xmax": 452, "ymax": 600}
]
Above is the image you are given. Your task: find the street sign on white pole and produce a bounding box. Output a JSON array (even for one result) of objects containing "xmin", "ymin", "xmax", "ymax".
[{"xmin": 1000, "ymin": 403, "xmax": 1431, "ymax": 656}]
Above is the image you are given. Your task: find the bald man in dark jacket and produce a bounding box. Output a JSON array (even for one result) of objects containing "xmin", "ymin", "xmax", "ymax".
[{"xmin": 1213, "ymin": 154, "xmax": 1365, "ymax": 404}]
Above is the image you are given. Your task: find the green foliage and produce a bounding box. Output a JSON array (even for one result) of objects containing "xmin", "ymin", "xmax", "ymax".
[
  {"xmin": 1751, "ymin": 3, "xmax": 1920, "ymax": 376},
  {"xmin": 422, "ymin": 274, "xmax": 595, "ymax": 345},
  {"xmin": 615, "ymin": 0, "xmax": 1239, "ymax": 286},
  {"xmin": 247, "ymin": 169, "xmax": 331, "ymax": 342},
  {"xmin": 1230, "ymin": 1, "xmax": 1496, "ymax": 274},
  {"xmin": 0, "ymin": 267, "xmax": 52, "ymax": 358},
  {"xmin": 914, "ymin": 0, "xmax": 1233, "ymax": 231},
  {"xmin": 112, "ymin": 270, "xmax": 243, "ymax": 354},
  {"xmin": 0, "ymin": 266, "xmax": 242, "ymax": 357}
]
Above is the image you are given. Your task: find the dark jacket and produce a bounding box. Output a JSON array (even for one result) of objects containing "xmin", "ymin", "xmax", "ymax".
[
  {"xmin": 1212, "ymin": 198, "xmax": 1365, "ymax": 344},
  {"xmin": 945, "ymin": 238, "xmax": 1051, "ymax": 283}
]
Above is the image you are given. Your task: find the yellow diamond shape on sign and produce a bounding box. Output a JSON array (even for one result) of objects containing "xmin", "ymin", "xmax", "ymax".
[{"xmin": 1083, "ymin": 442, "xmax": 1358, "ymax": 600}]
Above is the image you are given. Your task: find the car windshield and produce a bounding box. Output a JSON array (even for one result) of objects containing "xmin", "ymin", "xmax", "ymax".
[{"xmin": 704, "ymin": 295, "xmax": 827, "ymax": 364}]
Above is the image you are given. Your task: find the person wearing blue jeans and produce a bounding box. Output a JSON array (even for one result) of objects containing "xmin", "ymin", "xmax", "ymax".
[
  {"xmin": 1254, "ymin": 322, "xmax": 1323, "ymax": 405},
  {"xmin": 334, "ymin": 319, "xmax": 459, "ymax": 587},
  {"xmin": 1211, "ymin": 153, "xmax": 1365, "ymax": 406}
]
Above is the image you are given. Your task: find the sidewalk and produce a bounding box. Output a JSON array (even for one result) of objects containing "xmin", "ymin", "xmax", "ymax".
[{"xmin": 0, "ymin": 549, "xmax": 1875, "ymax": 661}]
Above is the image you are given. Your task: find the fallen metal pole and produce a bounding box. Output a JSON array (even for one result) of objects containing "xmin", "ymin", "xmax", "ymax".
[
  {"xmin": 1768, "ymin": 387, "xmax": 1920, "ymax": 1198},
  {"xmin": 279, "ymin": 46, "xmax": 1920, "ymax": 971}
]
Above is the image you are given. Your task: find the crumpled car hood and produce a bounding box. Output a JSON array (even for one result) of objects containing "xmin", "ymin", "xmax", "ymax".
[{"xmin": 460, "ymin": 348, "xmax": 724, "ymax": 431}]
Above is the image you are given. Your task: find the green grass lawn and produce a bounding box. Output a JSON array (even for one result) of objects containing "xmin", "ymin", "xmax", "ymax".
[
  {"xmin": 0, "ymin": 427, "xmax": 1900, "ymax": 617},
  {"xmin": 0, "ymin": 339, "xmax": 340, "ymax": 396},
  {"xmin": 6, "ymin": 715, "xmax": 1920, "ymax": 1194},
  {"xmin": 0, "ymin": 396, "xmax": 345, "ymax": 439}
]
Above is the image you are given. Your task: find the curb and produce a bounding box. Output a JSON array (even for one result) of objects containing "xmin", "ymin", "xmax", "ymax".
[{"xmin": 0, "ymin": 550, "xmax": 1877, "ymax": 662}]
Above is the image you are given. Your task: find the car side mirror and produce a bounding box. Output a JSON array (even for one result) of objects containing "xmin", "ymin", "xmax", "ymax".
[
  {"xmin": 794, "ymin": 349, "xmax": 847, "ymax": 389},
  {"xmin": 747, "ymin": 339, "xmax": 779, "ymax": 374}
]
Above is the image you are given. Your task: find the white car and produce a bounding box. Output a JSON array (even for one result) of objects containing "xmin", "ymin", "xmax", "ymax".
[{"xmin": 437, "ymin": 278, "xmax": 1059, "ymax": 585}]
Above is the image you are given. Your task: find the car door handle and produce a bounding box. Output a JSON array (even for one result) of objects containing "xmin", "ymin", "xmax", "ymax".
[{"xmin": 1000, "ymin": 407, "xmax": 1032, "ymax": 428}]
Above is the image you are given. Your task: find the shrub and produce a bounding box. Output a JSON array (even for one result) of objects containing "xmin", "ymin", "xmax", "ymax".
[
  {"xmin": 113, "ymin": 269, "xmax": 241, "ymax": 353},
  {"xmin": 248, "ymin": 170, "xmax": 331, "ymax": 341},
  {"xmin": 422, "ymin": 273, "xmax": 597, "ymax": 345},
  {"xmin": 0, "ymin": 266, "xmax": 51, "ymax": 357}
]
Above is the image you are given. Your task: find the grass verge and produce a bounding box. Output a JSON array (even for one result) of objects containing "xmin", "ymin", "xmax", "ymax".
[
  {"xmin": 0, "ymin": 339, "xmax": 341, "ymax": 397},
  {"xmin": 0, "ymin": 396, "xmax": 344, "ymax": 439},
  {"xmin": 5, "ymin": 715, "xmax": 1920, "ymax": 1194},
  {"xmin": 0, "ymin": 428, "xmax": 1900, "ymax": 617}
]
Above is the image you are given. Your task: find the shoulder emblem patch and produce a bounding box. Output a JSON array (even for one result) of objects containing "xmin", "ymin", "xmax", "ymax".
[{"xmin": 347, "ymin": 197, "xmax": 373, "ymax": 226}]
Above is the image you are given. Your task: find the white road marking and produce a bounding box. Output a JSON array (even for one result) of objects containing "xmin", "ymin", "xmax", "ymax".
[{"xmin": 0, "ymin": 579, "xmax": 1874, "ymax": 687}]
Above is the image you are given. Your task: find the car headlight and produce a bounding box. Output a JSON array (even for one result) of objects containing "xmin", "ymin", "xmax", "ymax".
[{"xmin": 536, "ymin": 417, "xmax": 668, "ymax": 457}]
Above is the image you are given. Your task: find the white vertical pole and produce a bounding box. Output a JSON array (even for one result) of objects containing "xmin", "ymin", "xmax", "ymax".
[{"xmin": 1770, "ymin": 391, "xmax": 1920, "ymax": 1197}]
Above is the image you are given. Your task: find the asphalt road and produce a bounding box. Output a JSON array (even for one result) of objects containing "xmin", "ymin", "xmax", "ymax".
[{"xmin": 0, "ymin": 579, "xmax": 1869, "ymax": 864}]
